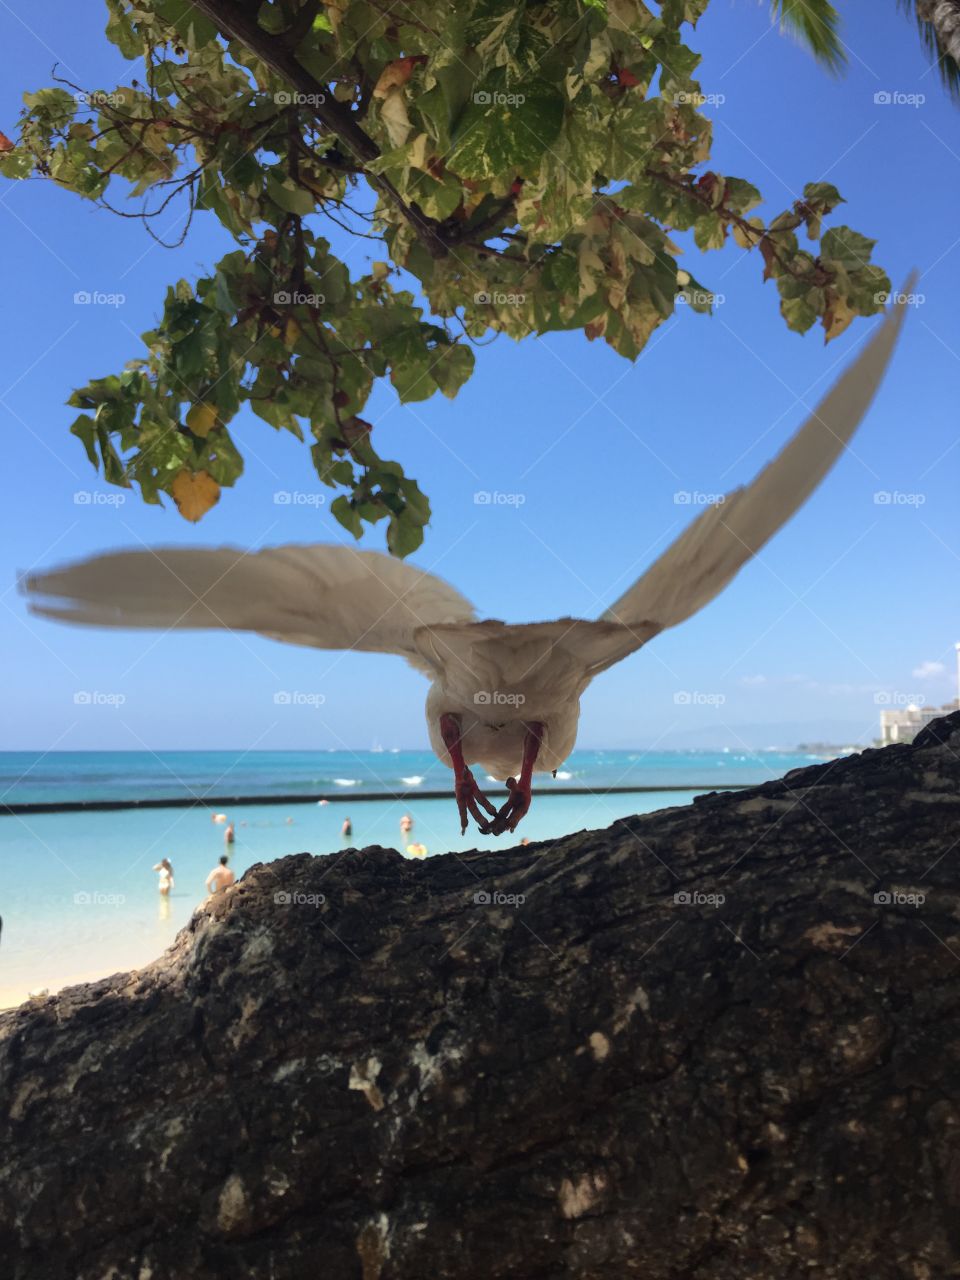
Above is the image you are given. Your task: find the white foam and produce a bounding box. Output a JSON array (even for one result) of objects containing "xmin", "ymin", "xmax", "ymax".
[
  {"xmin": 401, "ymin": 776, "xmax": 424, "ymax": 786},
  {"xmin": 333, "ymin": 778, "xmax": 360, "ymax": 787}
]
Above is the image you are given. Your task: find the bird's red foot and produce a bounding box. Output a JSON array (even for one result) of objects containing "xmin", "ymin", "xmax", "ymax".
[
  {"xmin": 440, "ymin": 713, "xmax": 498, "ymax": 835},
  {"xmin": 455, "ymin": 766, "xmax": 498, "ymax": 836},
  {"xmin": 489, "ymin": 776, "xmax": 532, "ymax": 835},
  {"xmin": 490, "ymin": 721, "xmax": 544, "ymax": 837}
]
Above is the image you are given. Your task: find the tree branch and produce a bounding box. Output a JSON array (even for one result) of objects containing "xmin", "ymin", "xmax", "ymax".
[
  {"xmin": 644, "ymin": 167, "xmax": 827, "ymax": 283},
  {"xmin": 190, "ymin": 0, "xmax": 451, "ymax": 257},
  {"xmin": 5, "ymin": 715, "xmax": 960, "ymax": 1276}
]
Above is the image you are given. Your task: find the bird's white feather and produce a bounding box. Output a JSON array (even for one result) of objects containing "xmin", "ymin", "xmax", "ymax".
[
  {"xmin": 417, "ymin": 620, "xmax": 654, "ymax": 776},
  {"xmin": 23, "ymin": 545, "xmax": 475, "ymax": 675},
  {"xmin": 20, "ymin": 285, "xmax": 911, "ymax": 786},
  {"xmin": 600, "ymin": 279, "xmax": 913, "ymax": 644}
]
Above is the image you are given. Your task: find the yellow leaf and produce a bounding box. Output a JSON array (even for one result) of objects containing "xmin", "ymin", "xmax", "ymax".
[
  {"xmin": 408, "ymin": 132, "xmax": 432, "ymax": 172},
  {"xmin": 823, "ymin": 296, "xmax": 855, "ymax": 344},
  {"xmin": 379, "ymin": 88, "xmax": 412, "ymax": 148},
  {"xmin": 284, "ymin": 317, "xmax": 301, "ymax": 349},
  {"xmin": 171, "ymin": 469, "xmax": 220, "ymax": 522},
  {"xmin": 185, "ymin": 402, "xmax": 218, "ymax": 438},
  {"xmin": 732, "ymin": 217, "xmax": 763, "ymax": 250},
  {"xmin": 578, "ymin": 243, "xmax": 605, "ymax": 303}
]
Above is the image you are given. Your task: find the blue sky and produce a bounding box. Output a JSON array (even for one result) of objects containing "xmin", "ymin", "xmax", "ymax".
[{"xmin": 1, "ymin": 0, "xmax": 957, "ymax": 753}]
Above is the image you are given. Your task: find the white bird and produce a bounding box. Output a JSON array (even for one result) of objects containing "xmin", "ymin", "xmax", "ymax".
[{"xmin": 23, "ymin": 286, "xmax": 910, "ymax": 837}]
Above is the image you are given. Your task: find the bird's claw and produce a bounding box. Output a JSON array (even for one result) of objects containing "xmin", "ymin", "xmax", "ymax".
[
  {"xmin": 489, "ymin": 776, "xmax": 532, "ymax": 836},
  {"xmin": 441, "ymin": 712, "xmax": 539, "ymax": 838},
  {"xmin": 455, "ymin": 766, "xmax": 499, "ymax": 836}
]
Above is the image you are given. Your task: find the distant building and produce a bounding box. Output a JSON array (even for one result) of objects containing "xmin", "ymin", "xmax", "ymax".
[{"xmin": 879, "ymin": 701, "xmax": 958, "ymax": 745}]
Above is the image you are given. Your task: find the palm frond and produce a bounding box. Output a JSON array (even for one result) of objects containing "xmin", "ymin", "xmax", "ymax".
[
  {"xmin": 769, "ymin": 0, "xmax": 846, "ymax": 73},
  {"xmin": 898, "ymin": 0, "xmax": 960, "ymax": 102}
]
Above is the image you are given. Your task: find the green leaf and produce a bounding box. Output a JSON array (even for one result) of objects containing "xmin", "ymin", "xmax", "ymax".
[
  {"xmin": 431, "ymin": 344, "xmax": 475, "ymax": 398},
  {"xmin": 780, "ymin": 294, "xmax": 818, "ymax": 333},
  {"xmin": 331, "ymin": 496, "xmax": 363, "ymax": 539},
  {"xmin": 0, "ymin": 148, "xmax": 33, "ymax": 180},
  {"xmin": 265, "ymin": 174, "xmax": 317, "ymax": 215},
  {"xmin": 723, "ymin": 177, "xmax": 762, "ymax": 215},
  {"xmin": 693, "ymin": 211, "xmax": 726, "ymax": 250},
  {"xmin": 153, "ymin": 0, "xmax": 218, "ymax": 49},
  {"xmin": 820, "ymin": 225, "xmax": 876, "ymax": 270},
  {"xmin": 383, "ymin": 327, "xmax": 442, "ymax": 403},
  {"xmin": 400, "ymin": 480, "xmax": 431, "ymax": 525},
  {"xmin": 802, "ymin": 181, "xmax": 843, "ymax": 209},
  {"xmin": 447, "ymin": 75, "xmax": 564, "ymax": 179},
  {"xmin": 387, "ymin": 515, "xmax": 425, "ymax": 558},
  {"xmin": 257, "ymin": 2, "xmax": 290, "ymax": 34},
  {"xmin": 70, "ymin": 414, "xmax": 99, "ymax": 469}
]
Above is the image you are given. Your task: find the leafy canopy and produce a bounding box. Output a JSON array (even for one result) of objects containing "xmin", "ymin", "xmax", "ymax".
[{"xmin": 1, "ymin": 0, "xmax": 890, "ymax": 553}]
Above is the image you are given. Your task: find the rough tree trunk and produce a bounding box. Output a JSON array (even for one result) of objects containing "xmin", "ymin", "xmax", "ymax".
[
  {"xmin": 3, "ymin": 715, "xmax": 960, "ymax": 1279},
  {"xmin": 919, "ymin": 0, "xmax": 960, "ymax": 68}
]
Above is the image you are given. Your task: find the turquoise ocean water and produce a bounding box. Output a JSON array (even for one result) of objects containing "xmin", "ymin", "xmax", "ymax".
[{"xmin": 0, "ymin": 748, "xmax": 822, "ymax": 1005}]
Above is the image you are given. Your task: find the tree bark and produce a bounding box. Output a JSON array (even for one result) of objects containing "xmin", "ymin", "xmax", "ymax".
[
  {"xmin": 919, "ymin": 0, "xmax": 960, "ymax": 68},
  {"xmin": 3, "ymin": 714, "xmax": 960, "ymax": 1278}
]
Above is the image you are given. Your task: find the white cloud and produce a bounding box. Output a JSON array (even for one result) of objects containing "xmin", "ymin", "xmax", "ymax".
[
  {"xmin": 912, "ymin": 661, "xmax": 945, "ymax": 680},
  {"xmin": 740, "ymin": 674, "xmax": 767, "ymax": 686}
]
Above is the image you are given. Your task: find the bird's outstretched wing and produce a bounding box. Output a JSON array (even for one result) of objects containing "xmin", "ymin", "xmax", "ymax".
[
  {"xmin": 598, "ymin": 278, "xmax": 913, "ymax": 657},
  {"xmin": 23, "ymin": 544, "xmax": 475, "ymax": 674}
]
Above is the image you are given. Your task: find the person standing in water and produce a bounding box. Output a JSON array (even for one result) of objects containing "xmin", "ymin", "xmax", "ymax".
[
  {"xmin": 400, "ymin": 813, "xmax": 413, "ymax": 840},
  {"xmin": 342, "ymin": 816, "xmax": 353, "ymax": 840},
  {"xmin": 224, "ymin": 821, "xmax": 235, "ymax": 849},
  {"xmin": 205, "ymin": 855, "xmax": 236, "ymax": 895},
  {"xmin": 153, "ymin": 858, "xmax": 174, "ymax": 895}
]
